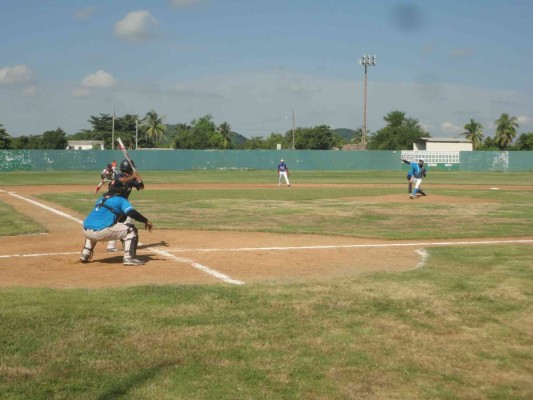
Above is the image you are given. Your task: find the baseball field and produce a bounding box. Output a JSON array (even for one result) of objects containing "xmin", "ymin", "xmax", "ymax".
[{"xmin": 0, "ymin": 170, "xmax": 532, "ymax": 399}]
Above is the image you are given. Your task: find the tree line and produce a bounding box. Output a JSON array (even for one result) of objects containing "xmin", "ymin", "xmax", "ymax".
[{"xmin": 1, "ymin": 110, "xmax": 532, "ymax": 151}]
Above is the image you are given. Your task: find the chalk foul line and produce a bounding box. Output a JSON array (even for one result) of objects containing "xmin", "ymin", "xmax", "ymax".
[
  {"xmin": 5, "ymin": 191, "xmax": 244, "ymax": 285},
  {"xmin": 165, "ymin": 239, "xmax": 533, "ymax": 253}
]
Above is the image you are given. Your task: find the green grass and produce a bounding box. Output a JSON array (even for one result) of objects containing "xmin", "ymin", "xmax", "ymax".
[
  {"xmin": 0, "ymin": 245, "xmax": 531, "ymax": 399},
  {"xmin": 38, "ymin": 185, "xmax": 533, "ymax": 240},
  {"xmin": 1, "ymin": 171, "xmax": 532, "ymax": 399},
  {"xmin": 0, "ymin": 200, "xmax": 45, "ymax": 236},
  {"xmin": 1, "ymin": 169, "xmax": 532, "ymax": 186}
]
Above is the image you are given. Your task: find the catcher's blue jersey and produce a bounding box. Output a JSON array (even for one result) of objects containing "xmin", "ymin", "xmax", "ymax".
[{"xmin": 83, "ymin": 195, "xmax": 134, "ymax": 231}]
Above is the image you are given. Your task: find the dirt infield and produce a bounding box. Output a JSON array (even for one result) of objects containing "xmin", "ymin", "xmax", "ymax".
[{"xmin": 0, "ymin": 183, "xmax": 522, "ymax": 289}]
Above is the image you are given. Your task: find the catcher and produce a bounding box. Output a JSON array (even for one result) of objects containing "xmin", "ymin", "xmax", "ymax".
[
  {"xmin": 94, "ymin": 163, "xmax": 116, "ymax": 194},
  {"xmin": 80, "ymin": 184, "xmax": 153, "ymax": 266}
]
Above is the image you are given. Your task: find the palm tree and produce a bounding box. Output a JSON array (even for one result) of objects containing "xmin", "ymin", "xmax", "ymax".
[
  {"xmin": 142, "ymin": 110, "xmax": 167, "ymax": 147},
  {"xmin": 0, "ymin": 124, "xmax": 11, "ymax": 149},
  {"xmin": 494, "ymin": 113, "xmax": 519, "ymax": 150},
  {"xmin": 461, "ymin": 119, "xmax": 484, "ymax": 150},
  {"xmin": 218, "ymin": 122, "xmax": 231, "ymax": 149}
]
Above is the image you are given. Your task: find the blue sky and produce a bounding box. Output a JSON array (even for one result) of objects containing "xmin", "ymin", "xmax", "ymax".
[{"xmin": 1, "ymin": 0, "xmax": 532, "ymax": 138}]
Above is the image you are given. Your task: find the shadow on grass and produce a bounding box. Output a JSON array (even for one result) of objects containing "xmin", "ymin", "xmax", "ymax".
[{"xmin": 97, "ymin": 359, "xmax": 182, "ymax": 400}]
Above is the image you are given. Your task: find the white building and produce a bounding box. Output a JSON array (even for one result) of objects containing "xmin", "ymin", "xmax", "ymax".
[
  {"xmin": 413, "ymin": 137, "xmax": 473, "ymax": 151},
  {"xmin": 66, "ymin": 140, "xmax": 104, "ymax": 150}
]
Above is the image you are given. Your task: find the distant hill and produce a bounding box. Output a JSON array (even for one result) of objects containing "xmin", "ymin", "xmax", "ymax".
[
  {"xmin": 333, "ymin": 128, "xmax": 358, "ymax": 143},
  {"xmin": 164, "ymin": 125, "xmax": 356, "ymax": 147},
  {"xmin": 229, "ymin": 131, "xmax": 248, "ymax": 146}
]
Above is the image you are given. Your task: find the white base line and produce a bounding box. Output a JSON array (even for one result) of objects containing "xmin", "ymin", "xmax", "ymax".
[
  {"xmin": 5, "ymin": 191, "xmax": 244, "ymax": 285},
  {"xmin": 0, "ymin": 252, "xmax": 79, "ymax": 259},
  {"xmin": 8, "ymin": 192, "xmax": 84, "ymax": 224},
  {"xmin": 153, "ymin": 249, "xmax": 244, "ymax": 285},
  {"xmin": 166, "ymin": 239, "xmax": 533, "ymax": 253}
]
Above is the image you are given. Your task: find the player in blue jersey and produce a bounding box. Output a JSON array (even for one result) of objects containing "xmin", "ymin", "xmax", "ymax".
[
  {"xmin": 277, "ymin": 159, "xmax": 291, "ymax": 187},
  {"xmin": 105, "ymin": 159, "xmax": 145, "ymax": 252},
  {"xmin": 79, "ymin": 184, "xmax": 153, "ymax": 266},
  {"xmin": 402, "ymin": 158, "xmax": 427, "ymax": 199}
]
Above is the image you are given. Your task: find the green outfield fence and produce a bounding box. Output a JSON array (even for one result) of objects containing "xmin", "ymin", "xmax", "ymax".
[{"xmin": 1, "ymin": 150, "xmax": 532, "ymax": 172}]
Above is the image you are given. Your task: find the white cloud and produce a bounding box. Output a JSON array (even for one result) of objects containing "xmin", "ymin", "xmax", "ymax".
[
  {"xmin": 115, "ymin": 10, "xmax": 158, "ymax": 42},
  {"xmin": 0, "ymin": 65, "xmax": 34, "ymax": 84},
  {"xmin": 517, "ymin": 115, "xmax": 531, "ymax": 124},
  {"xmin": 441, "ymin": 121, "xmax": 462, "ymax": 134},
  {"xmin": 81, "ymin": 70, "xmax": 116, "ymax": 88},
  {"xmin": 23, "ymin": 86, "xmax": 37, "ymax": 96},
  {"xmin": 71, "ymin": 87, "xmax": 91, "ymax": 98},
  {"xmin": 74, "ymin": 7, "xmax": 95, "ymax": 20}
]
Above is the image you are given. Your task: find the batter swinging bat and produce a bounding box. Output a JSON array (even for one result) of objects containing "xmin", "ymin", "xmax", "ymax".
[{"xmin": 117, "ymin": 138, "xmax": 136, "ymax": 173}]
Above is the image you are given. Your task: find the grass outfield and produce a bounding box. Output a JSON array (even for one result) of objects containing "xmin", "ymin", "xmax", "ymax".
[
  {"xmin": 1, "ymin": 171, "xmax": 532, "ymax": 399},
  {"xmin": 1, "ymin": 169, "xmax": 533, "ymax": 185}
]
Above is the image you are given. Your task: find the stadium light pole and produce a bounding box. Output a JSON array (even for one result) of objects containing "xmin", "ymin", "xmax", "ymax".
[{"xmin": 359, "ymin": 54, "xmax": 376, "ymax": 150}]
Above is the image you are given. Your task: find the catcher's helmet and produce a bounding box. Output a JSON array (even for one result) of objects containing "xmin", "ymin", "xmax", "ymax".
[{"xmin": 120, "ymin": 159, "xmax": 134, "ymax": 174}]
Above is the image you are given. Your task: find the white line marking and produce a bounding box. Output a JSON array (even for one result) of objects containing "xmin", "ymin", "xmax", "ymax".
[
  {"xmin": 414, "ymin": 248, "xmax": 429, "ymax": 269},
  {"xmin": 8, "ymin": 192, "xmax": 83, "ymax": 224},
  {"xmin": 153, "ymin": 249, "xmax": 244, "ymax": 285},
  {"xmin": 0, "ymin": 252, "xmax": 79, "ymax": 259},
  {"xmin": 5, "ymin": 191, "xmax": 244, "ymax": 285},
  {"xmin": 166, "ymin": 239, "xmax": 533, "ymax": 253}
]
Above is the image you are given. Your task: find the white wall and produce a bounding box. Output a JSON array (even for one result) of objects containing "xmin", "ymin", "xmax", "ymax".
[{"xmin": 414, "ymin": 142, "xmax": 472, "ymax": 151}]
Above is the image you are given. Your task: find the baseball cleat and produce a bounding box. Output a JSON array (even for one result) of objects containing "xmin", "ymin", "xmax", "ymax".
[
  {"xmin": 123, "ymin": 257, "xmax": 144, "ymax": 266},
  {"xmin": 80, "ymin": 253, "xmax": 92, "ymax": 263},
  {"xmin": 106, "ymin": 245, "xmax": 118, "ymax": 252}
]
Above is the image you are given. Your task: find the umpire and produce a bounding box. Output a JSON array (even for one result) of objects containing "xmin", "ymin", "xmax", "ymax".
[{"xmin": 80, "ymin": 185, "xmax": 153, "ymax": 266}]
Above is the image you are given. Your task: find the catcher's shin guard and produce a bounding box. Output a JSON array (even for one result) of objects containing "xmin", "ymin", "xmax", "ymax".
[
  {"xmin": 80, "ymin": 239, "xmax": 96, "ymax": 263},
  {"xmin": 123, "ymin": 224, "xmax": 139, "ymax": 258}
]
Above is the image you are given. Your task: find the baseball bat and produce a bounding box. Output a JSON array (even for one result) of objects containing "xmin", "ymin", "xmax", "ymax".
[{"xmin": 117, "ymin": 138, "xmax": 136, "ymax": 173}]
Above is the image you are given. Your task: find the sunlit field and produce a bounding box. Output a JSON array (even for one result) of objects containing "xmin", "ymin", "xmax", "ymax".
[{"xmin": 0, "ymin": 171, "xmax": 531, "ymax": 399}]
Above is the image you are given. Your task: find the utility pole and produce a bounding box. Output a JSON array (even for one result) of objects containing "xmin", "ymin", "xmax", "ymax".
[
  {"xmin": 292, "ymin": 110, "xmax": 295, "ymax": 151},
  {"xmin": 359, "ymin": 54, "xmax": 376, "ymax": 150},
  {"xmin": 135, "ymin": 113, "xmax": 139, "ymax": 150},
  {"xmin": 111, "ymin": 105, "xmax": 115, "ymax": 150}
]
